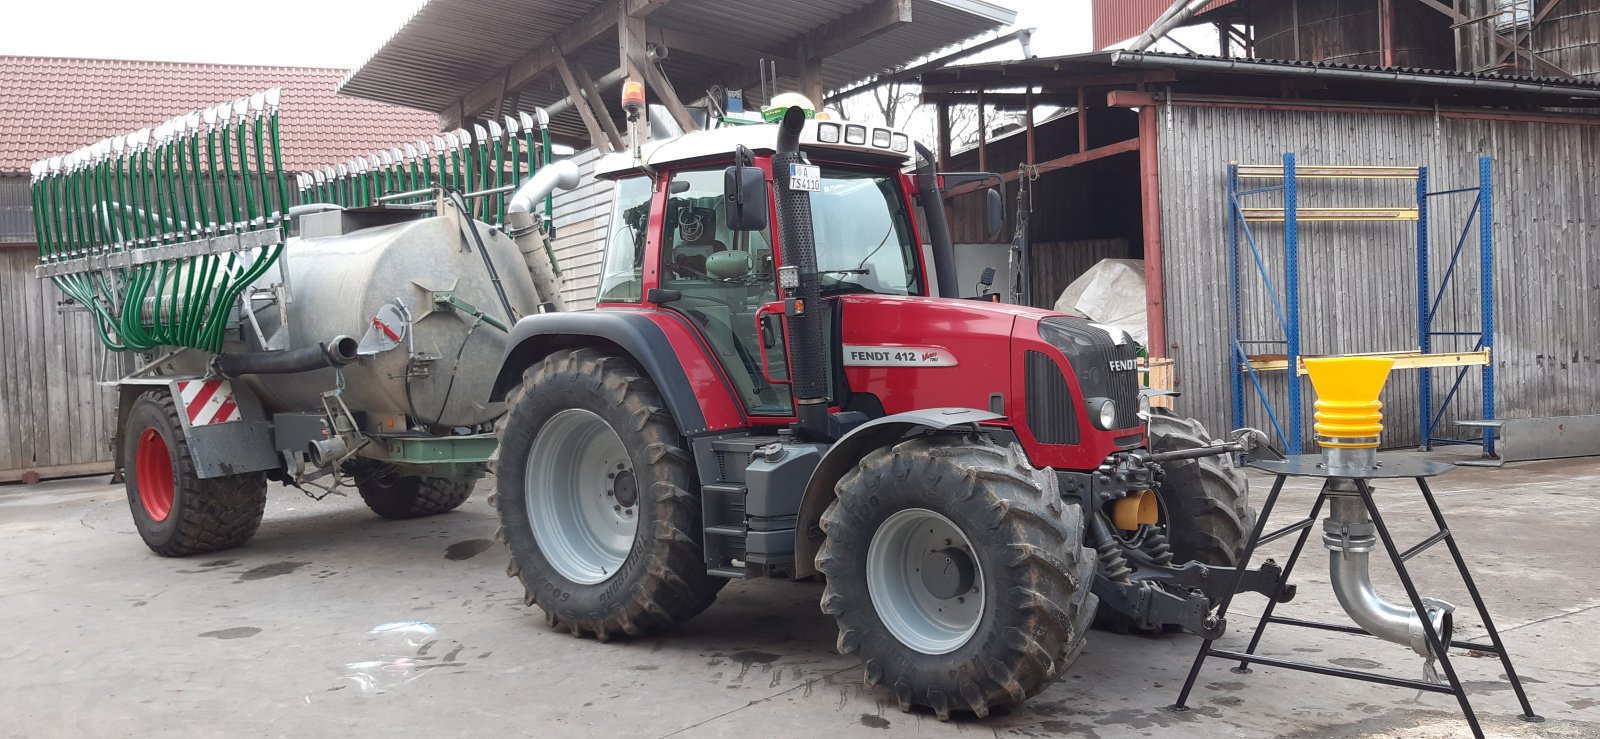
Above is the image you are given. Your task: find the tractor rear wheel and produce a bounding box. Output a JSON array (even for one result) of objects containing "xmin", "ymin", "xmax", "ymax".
[
  {"xmin": 122, "ymin": 390, "xmax": 268, "ymax": 557},
  {"xmin": 817, "ymin": 434, "xmax": 1098, "ymax": 720},
  {"xmin": 345, "ymin": 461, "xmax": 478, "ymax": 519},
  {"xmin": 492, "ymin": 348, "xmax": 724, "ymax": 640}
]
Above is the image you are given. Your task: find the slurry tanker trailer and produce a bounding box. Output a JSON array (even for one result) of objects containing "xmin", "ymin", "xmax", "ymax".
[{"xmin": 28, "ymin": 90, "xmax": 577, "ymax": 554}]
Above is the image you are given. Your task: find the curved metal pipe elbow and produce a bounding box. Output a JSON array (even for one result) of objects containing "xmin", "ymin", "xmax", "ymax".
[
  {"xmin": 1324, "ymin": 496, "xmax": 1454, "ymax": 659},
  {"xmin": 1327, "ymin": 547, "xmax": 1454, "ymax": 659},
  {"xmin": 507, "ymin": 159, "xmax": 580, "ymax": 221}
]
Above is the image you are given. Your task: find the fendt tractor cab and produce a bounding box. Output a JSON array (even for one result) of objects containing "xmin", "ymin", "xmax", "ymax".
[{"xmin": 489, "ymin": 101, "xmax": 1284, "ymax": 717}]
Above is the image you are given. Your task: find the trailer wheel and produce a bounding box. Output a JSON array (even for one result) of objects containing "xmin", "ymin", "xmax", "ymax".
[
  {"xmin": 1145, "ymin": 411, "xmax": 1254, "ymax": 566},
  {"xmin": 493, "ymin": 348, "xmax": 724, "ymax": 640},
  {"xmin": 122, "ymin": 390, "xmax": 267, "ymax": 557},
  {"xmin": 347, "ymin": 462, "xmax": 477, "ymax": 519},
  {"xmin": 816, "ymin": 434, "xmax": 1098, "ymax": 720}
]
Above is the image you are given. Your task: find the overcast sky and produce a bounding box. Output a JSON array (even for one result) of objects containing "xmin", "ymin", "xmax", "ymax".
[{"xmin": 0, "ymin": 0, "xmax": 1094, "ymax": 68}]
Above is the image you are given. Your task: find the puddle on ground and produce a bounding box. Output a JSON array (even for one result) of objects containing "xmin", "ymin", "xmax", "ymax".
[{"xmin": 335, "ymin": 621, "xmax": 439, "ymax": 693}]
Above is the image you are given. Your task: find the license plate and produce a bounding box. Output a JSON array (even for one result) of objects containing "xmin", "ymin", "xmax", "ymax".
[{"xmin": 789, "ymin": 163, "xmax": 820, "ymax": 192}]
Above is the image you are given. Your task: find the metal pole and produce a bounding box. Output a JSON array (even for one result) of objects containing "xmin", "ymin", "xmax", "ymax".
[
  {"xmin": 1228, "ymin": 163, "xmax": 1245, "ymax": 433},
  {"xmin": 1417, "ymin": 167, "xmax": 1432, "ymax": 450},
  {"xmin": 1478, "ymin": 156, "xmax": 1495, "ymax": 456},
  {"xmin": 1284, "ymin": 152, "xmax": 1302, "ymax": 455}
]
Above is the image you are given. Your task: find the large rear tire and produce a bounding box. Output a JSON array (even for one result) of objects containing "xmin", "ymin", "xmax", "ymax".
[
  {"xmin": 492, "ymin": 348, "xmax": 724, "ymax": 640},
  {"xmin": 122, "ymin": 390, "xmax": 268, "ymax": 557},
  {"xmin": 817, "ymin": 434, "xmax": 1098, "ymax": 720},
  {"xmin": 346, "ymin": 461, "xmax": 477, "ymax": 520}
]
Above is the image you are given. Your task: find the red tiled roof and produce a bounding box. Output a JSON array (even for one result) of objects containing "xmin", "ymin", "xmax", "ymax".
[{"xmin": 0, "ymin": 56, "xmax": 441, "ymax": 173}]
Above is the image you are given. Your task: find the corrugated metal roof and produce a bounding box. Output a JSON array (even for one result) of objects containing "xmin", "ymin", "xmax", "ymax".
[
  {"xmin": 923, "ymin": 50, "xmax": 1600, "ymax": 103},
  {"xmin": 0, "ymin": 56, "xmax": 441, "ymax": 173},
  {"xmin": 1119, "ymin": 50, "xmax": 1600, "ymax": 89},
  {"xmin": 338, "ymin": 0, "xmax": 1015, "ymax": 143}
]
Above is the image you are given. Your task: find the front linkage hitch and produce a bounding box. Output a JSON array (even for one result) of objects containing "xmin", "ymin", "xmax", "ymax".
[{"xmin": 1062, "ymin": 428, "xmax": 1295, "ymax": 640}]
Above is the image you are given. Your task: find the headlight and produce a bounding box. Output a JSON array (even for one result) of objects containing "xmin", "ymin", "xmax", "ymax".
[
  {"xmin": 817, "ymin": 122, "xmax": 841, "ymax": 143},
  {"xmin": 1089, "ymin": 398, "xmax": 1117, "ymax": 430},
  {"xmin": 844, "ymin": 124, "xmax": 867, "ymax": 145}
]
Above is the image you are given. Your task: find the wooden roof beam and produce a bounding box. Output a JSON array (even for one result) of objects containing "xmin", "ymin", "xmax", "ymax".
[
  {"xmin": 791, "ymin": 0, "xmax": 912, "ymax": 62},
  {"xmin": 442, "ymin": 0, "xmax": 691, "ymax": 130},
  {"xmin": 651, "ymin": 26, "xmax": 798, "ymax": 71}
]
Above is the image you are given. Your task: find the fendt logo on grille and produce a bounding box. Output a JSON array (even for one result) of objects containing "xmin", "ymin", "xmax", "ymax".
[{"xmin": 1108, "ymin": 359, "xmax": 1139, "ymax": 372}]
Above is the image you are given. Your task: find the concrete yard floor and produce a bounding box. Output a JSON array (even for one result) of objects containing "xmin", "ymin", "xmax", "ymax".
[{"xmin": 3, "ymin": 453, "xmax": 1599, "ymax": 738}]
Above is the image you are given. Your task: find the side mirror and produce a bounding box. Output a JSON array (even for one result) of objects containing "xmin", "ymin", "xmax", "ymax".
[
  {"xmin": 985, "ymin": 188, "xmax": 1005, "ymax": 240},
  {"xmin": 724, "ymin": 144, "xmax": 768, "ymax": 232}
]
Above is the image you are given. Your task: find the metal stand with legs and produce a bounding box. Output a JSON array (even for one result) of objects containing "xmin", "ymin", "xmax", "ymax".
[{"xmin": 1169, "ymin": 455, "xmax": 1541, "ymax": 739}]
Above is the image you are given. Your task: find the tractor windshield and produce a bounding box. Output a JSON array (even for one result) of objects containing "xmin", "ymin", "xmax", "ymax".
[{"xmin": 810, "ymin": 168, "xmax": 922, "ymax": 296}]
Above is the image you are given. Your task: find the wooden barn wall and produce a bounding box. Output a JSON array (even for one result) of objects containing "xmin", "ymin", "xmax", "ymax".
[
  {"xmin": 549, "ymin": 148, "xmax": 614, "ymax": 311},
  {"xmin": 0, "ymin": 247, "xmax": 127, "ymax": 481},
  {"xmin": 1157, "ymin": 104, "xmax": 1600, "ymax": 450}
]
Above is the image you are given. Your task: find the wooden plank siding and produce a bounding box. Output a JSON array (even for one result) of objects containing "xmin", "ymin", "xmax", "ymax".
[
  {"xmin": 1156, "ymin": 104, "xmax": 1600, "ymax": 449},
  {"xmin": 0, "ymin": 246, "xmax": 126, "ymax": 481},
  {"xmin": 549, "ymin": 148, "xmax": 615, "ymax": 311}
]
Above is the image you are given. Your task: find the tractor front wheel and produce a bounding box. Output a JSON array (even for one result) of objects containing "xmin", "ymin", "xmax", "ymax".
[
  {"xmin": 493, "ymin": 348, "xmax": 724, "ymax": 640},
  {"xmin": 122, "ymin": 390, "xmax": 268, "ymax": 557},
  {"xmin": 817, "ymin": 434, "xmax": 1098, "ymax": 719},
  {"xmin": 1146, "ymin": 410, "xmax": 1254, "ymax": 566}
]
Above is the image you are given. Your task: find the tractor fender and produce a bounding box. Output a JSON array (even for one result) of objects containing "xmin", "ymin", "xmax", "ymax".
[
  {"xmin": 491, "ymin": 310, "xmax": 720, "ymax": 437},
  {"xmin": 791, "ymin": 407, "xmax": 1004, "ymax": 578},
  {"xmin": 113, "ymin": 377, "xmax": 278, "ymax": 479}
]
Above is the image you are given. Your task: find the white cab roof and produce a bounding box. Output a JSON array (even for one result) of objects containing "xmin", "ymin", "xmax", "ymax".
[{"xmin": 593, "ymin": 120, "xmax": 914, "ymax": 179}]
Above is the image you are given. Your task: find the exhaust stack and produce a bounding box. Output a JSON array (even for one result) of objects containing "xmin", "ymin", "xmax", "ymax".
[
  {"xmin": 770, "ymin": 106, "xmax": 830, "ymax": 441},
  {"xmin": 1306, "ymin": 357, "xmax": 1455, "ymax": 660}
]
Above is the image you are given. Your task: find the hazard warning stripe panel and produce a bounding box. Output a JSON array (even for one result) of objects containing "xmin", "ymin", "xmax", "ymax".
[{"xmin": 176, "ymin": 379, "xmax": 243, "ymax": 426}]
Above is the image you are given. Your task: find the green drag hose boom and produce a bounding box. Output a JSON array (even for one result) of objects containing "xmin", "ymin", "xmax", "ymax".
[{"xmin": 29, "ymin": 89, "xmax": 290, "ymax": 354}]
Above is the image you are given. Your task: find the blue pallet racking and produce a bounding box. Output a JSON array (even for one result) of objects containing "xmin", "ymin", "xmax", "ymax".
[{"xmin": 1226, "ymin": 153, "xmax": 1495, "ymax": 456}]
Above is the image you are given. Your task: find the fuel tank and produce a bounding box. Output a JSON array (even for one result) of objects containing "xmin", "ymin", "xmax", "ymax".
[{"xmin": 238, "ymin": 209, "xmax": 543, "ymax": 427}]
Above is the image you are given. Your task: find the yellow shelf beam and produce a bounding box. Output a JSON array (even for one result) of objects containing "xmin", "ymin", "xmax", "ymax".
[
  {"xmin": 1242, "ymin": 207, "xmax": 1419, "ymax": 222},
  {"xmin": 1244, "ymin": 349, "xmax": 1491, "ymax": 375},
  {"xmin": 1236, "ymin": 164, "xmax": 1421, "ymax": 179}
]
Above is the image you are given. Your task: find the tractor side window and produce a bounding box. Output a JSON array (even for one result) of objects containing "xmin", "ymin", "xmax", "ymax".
[
  {"xmin": 659, "ymin": 168, "xmax": 791, "ymax": 416},
  {"xmin": 597, "ymin": 176, "xmax": 653, "ymax": 303}
]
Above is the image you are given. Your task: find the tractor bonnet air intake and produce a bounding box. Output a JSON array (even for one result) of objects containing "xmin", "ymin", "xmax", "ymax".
[{"xmin": 1306, "ymin": 356, "xmax": 1456, "ymax": 660}]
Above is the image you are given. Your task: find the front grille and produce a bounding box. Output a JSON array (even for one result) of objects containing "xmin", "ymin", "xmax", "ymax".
[
  {"xmin": 1038, "ymin": 318, "xmax": 1143, "ymax": 430},
  {"xmin": 1025, "ymin": 350, "xmax": 1078, "ymax": 444}
]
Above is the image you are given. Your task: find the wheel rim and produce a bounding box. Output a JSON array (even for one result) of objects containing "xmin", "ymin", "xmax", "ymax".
[
  {"xmin": 135, "ymin": 427, "xmax": 175, "ymax": 522},
  {"xmin": 866, "ymin": 508, "xmax": 985, "ymax": 655},
  {"xmin": 524, "ymin": 409, "xmax": 639, "ymax": 585}
]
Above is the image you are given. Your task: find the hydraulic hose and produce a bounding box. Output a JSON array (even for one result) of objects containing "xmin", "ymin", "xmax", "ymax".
[
  {"xmin": 771, "ymin": 106, "xmax": 830, "ymax": 440},
  {"xmin": 215, "ymin": 335, "xmax": 358, "ymax": 378}
]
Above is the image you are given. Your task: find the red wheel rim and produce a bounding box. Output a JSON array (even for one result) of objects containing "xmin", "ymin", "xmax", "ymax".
[{"xmin": 136, "ymin": 427, "xmax": 175, "ymax": 521}]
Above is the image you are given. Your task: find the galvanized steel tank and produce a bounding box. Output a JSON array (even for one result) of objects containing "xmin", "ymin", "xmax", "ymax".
[{"xmin": 239, "ymin": 209, "xmax": 544, "ymax": 428}]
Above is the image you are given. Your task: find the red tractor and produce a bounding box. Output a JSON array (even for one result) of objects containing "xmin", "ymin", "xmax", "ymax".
[{"xmin": 489, "ymin": 106, "xmax": 1278, "ymax": 718}]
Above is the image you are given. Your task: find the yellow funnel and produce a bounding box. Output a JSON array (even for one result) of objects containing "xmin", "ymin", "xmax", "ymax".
[{"xmin": 1303, "ymin": 357, "xmax": 1395, "ymax": 448}]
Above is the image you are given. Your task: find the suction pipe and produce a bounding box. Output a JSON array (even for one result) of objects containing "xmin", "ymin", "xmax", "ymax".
[
  {"xmin": 1306, "ymin": 357, "xmax": 1455, "ymax": 660},
  {"xmin": 506, "ymin": 159, "xmax": 580, "ymax": 311}
]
